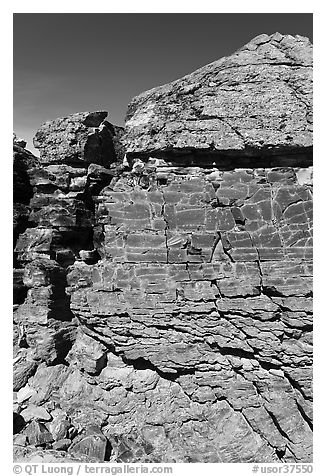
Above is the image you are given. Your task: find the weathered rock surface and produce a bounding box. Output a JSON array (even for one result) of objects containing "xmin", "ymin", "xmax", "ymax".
[
  {"xmin": 20, "ymin": 404, "xmax": 51, "ymax": 422},
  {"xmin": 13, "ymin": 137, "xmax": 39, "ymax": 254},
  {"xmin": 33, "ymin": 111, "xmax": 124, "ymax": 166},
  {"xmin": 13, "ymin": 132, "xmax": 27, "ymax": 149},
  {"xmin": 13, "ymin": 34, "xmax": 313, "ymax": 464},
  {"xmin": 124, "ymin": 33, "xmax": 312, "ymax": 158}
]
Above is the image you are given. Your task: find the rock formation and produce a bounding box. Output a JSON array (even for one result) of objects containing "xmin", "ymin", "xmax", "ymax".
[
  {"xmin": 13, "ymin": 33, "xmax": 313, "ymax": 463},
  {"xmin": 125, "ymin": 32, "xmax": 312, "ymax": 158}
]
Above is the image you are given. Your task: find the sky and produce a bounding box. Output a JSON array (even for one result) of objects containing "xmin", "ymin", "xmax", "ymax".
[{"xmin": 13, "ymin": 13, "xmax": 313, "ymax": 155}]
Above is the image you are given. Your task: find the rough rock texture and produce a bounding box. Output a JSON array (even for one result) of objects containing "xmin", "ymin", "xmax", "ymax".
[
  {"xmin": 124, "ymin": 33, "xmax": 312, "ymax": 158},
  {"xmin": 13, "ymin": 134, "xmax": 39, "ymax": 253},
  {"xmin": 33, "ymin": 111, "xmax": 124, "ymax": 167},
  {"xmin": 13, "ymin": 34, "xmax": 313, "ymax": 464}
]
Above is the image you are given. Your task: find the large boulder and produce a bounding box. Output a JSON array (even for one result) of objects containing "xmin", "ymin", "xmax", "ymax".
[
  {"xmin": 33, "ymin": 111, "xmax": 124, "ymax": 166},
  {"xmin": 124, "ymin": 33, "xmax": 312, "ymax": 157}
]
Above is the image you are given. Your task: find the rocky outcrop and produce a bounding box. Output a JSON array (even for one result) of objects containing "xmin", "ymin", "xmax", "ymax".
[
  {"xmin": 13, "ymin": 134, "xmax": 39, "ymax": 251},
  {"xmin": 13, "ymin": 33, "xmax": 313, "ymax": 464},
  {"xmin": 13, "ymin": 135, "xmax": 40, "ymax": 308},
  {"xmin": 13, "ymin": 113, "xmax": 125, "ymax": 461},
  {"xmin": 124, "ymin": 33, "xmax": 312, "ymax": 158},
  {"xmin": 33, "ymin": 111, "xmax": 123, "ymax": 167}
]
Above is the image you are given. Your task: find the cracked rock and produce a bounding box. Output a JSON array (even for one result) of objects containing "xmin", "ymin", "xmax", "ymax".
[
  {"xmin": 124, "ymin": 33, "xmax": 312, "ymax": 157},
  {"xmin": 33, "ymin": 111, "xmax": 123, "ymax": 167},
  {"xmin": 13, "ymin": 33, "xmax": 313, "ymax": 464}
]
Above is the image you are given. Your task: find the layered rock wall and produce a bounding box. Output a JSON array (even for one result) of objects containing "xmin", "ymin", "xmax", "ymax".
[{"xmin": 13, "ymin": 33, "xmax": 313, "ymax": 464}]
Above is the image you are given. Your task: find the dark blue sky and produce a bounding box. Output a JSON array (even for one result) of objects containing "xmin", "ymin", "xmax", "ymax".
[{"xmin": 13, "ymin": 13, "xmax": 313, "ymax": 155}]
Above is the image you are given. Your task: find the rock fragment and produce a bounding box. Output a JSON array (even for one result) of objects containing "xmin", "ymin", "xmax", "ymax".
[{"xmin": 23, "ymin": 421, "xmax": 54, "ymax": 446}]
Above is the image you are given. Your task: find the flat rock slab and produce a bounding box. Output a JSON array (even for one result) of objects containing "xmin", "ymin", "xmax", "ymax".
[
  {"xmin": 68, "ymin": 433, "xmax": 108, "ymax": 461},
  {"xmin": 20, "ymin": 404, "xmax": 51, "ymax": 422},
  {"xmin": 124, "ymin": 33, "xmax": 312, "ymax": 156}
]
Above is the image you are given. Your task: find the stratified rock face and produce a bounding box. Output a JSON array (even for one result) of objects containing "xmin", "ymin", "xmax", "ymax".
[
  {"xmin": 13, "ymin": 113, "xmax": 125, "ymax": 462},
  {"xmin": 66, "ymin": 161, "xmax": 312, "ymax": 464},
  {"xmin": 13, "ymin": 34, "xmax": 313, "ymax": 464},
  {"xmin": 13, "ymin": 136, "xmax": 39, "ymax": 271},
  {"xmin": 124, "ymin": 33, "xmax": 312, "ymax": 156}
]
